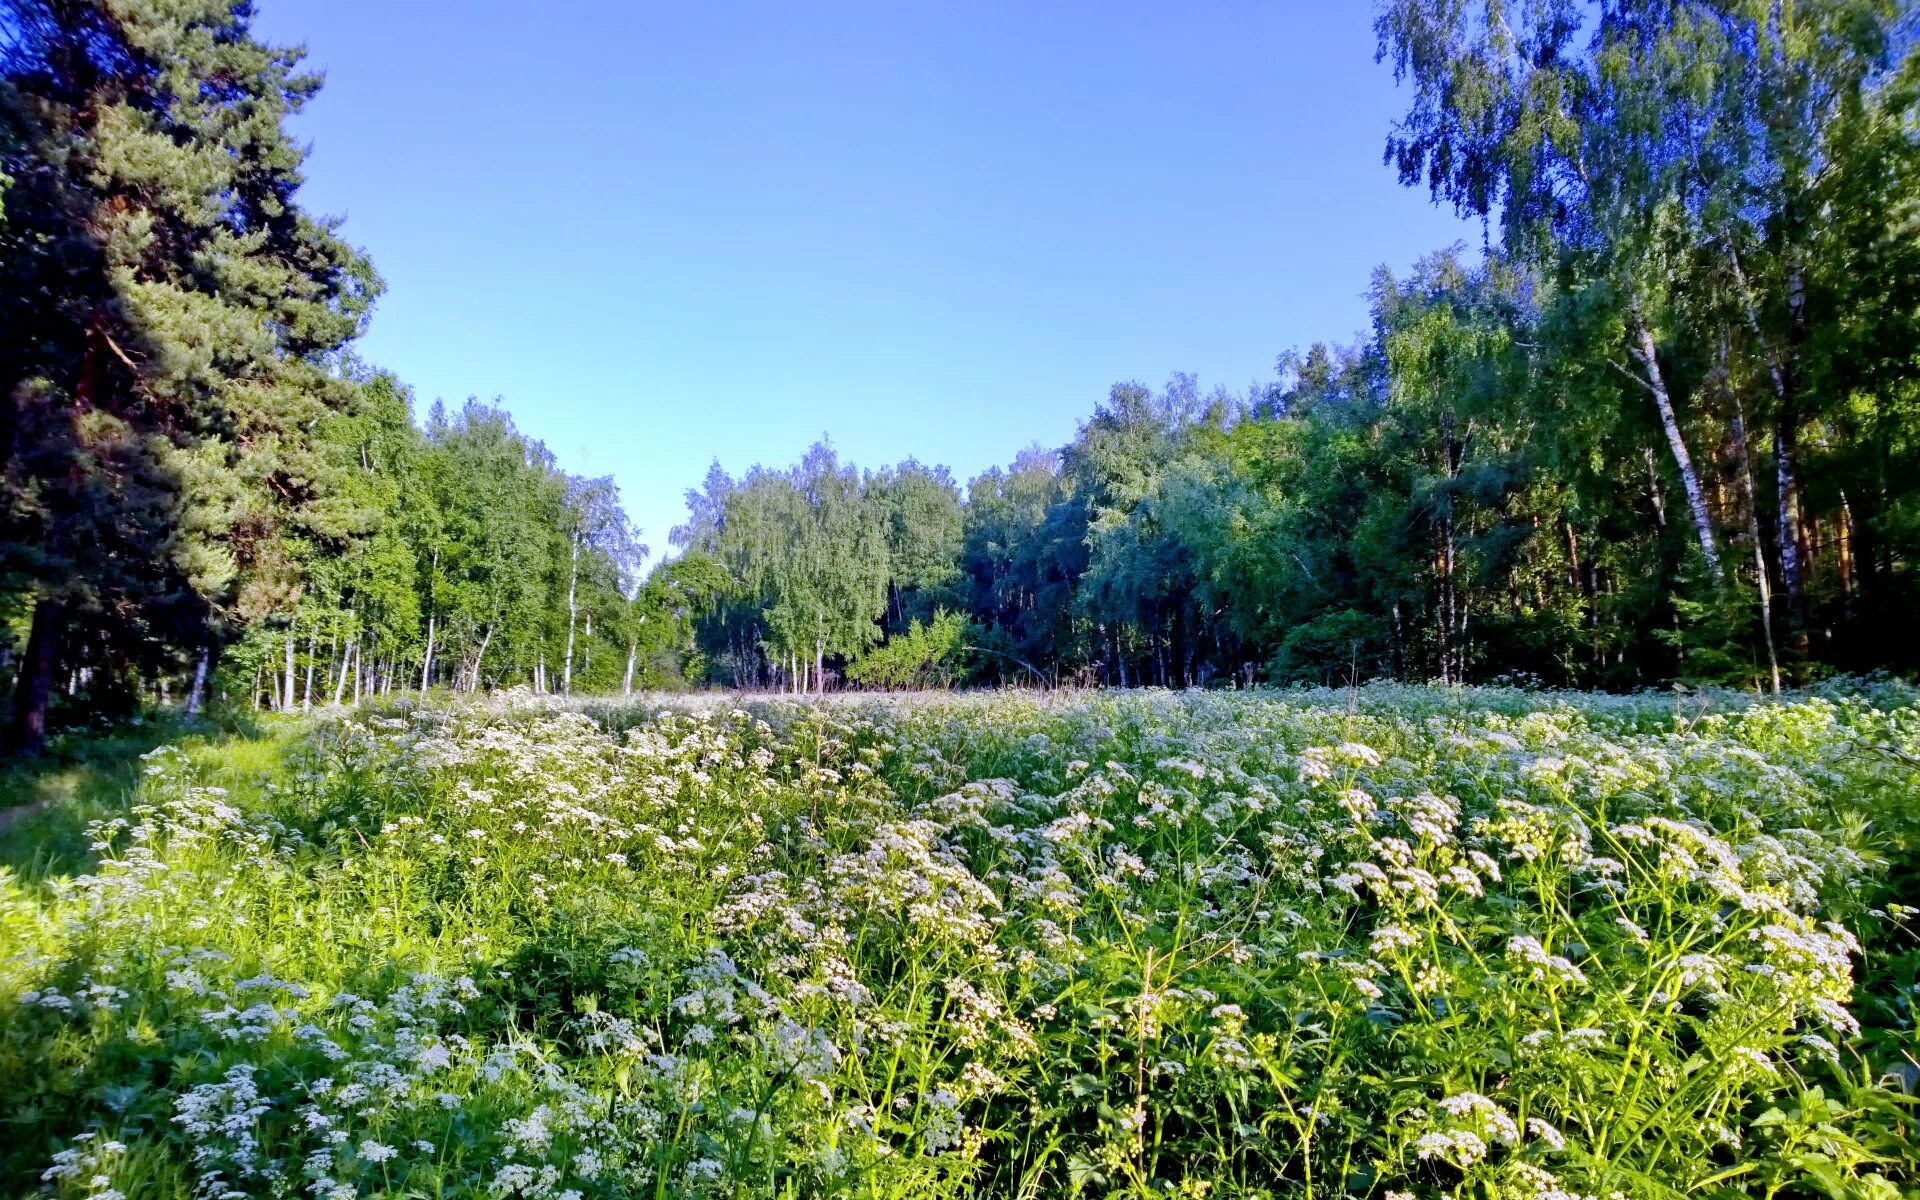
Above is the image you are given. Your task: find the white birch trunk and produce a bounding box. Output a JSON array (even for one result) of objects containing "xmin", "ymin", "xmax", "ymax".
[
  {"xmin": 1730, "ymin": 408, "xmax": 1782, "ymax": 693},
  {"xmin": 1629, "ymin": 318, "xmax": 1720, "ymax": 576},
  {"xmin": 185, "ymin": 645, "xmax": 209, "ymax": 716},
  {"xmin": 333, "ymin": 640, "xmax": 356, "ymax": 706},
  {"xmin": 467, "ymin": 624, "xmax": 494, "ymax": 693},
  {"xmin": 562, "ymin": 535, "xmax": 580, "ymax": 694},
  {"xmin": 283, "ymin": 629, "xmax": 297, "ymax": 712},
  {"xmin": 419, "ymin": 612, "xmax": 437, "ymax": 693}
]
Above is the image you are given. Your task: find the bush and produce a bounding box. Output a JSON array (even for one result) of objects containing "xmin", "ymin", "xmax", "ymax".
[{"xmin": 845, "ymin": 610, "xmax": 974, "ymax": 689}]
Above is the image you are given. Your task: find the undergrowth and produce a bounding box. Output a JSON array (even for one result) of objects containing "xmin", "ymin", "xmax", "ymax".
[{"xmin": 1, "ymin": 685, "xmax": 1916, "ymax": 1199}]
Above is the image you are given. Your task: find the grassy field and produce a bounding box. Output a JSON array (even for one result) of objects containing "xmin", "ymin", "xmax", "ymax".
[{"xmin": 2, "ymin": 685, "xmax": 1917, "ymax": 1199}]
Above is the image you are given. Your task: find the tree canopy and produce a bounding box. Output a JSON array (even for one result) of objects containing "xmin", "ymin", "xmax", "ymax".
[{"xmin": 5, "ymin": 0, "xmax": 1920, "ymax": 744}]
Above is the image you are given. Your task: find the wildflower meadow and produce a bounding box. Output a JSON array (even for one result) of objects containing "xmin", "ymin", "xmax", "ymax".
[{"xmin": 2, "ymin": 685, "xmax": 1917, "ymax": 1199}]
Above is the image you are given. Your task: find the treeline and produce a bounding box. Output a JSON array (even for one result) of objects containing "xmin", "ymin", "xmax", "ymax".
[
  {"xmin": 666, "ymin": 1, "xmax": 1920, "ymax": 693},
  {"xmin": 0, "ymin": 1, "xmax": 669, "ymax": 752},
  {"xmin": 6, "ymin": 1, "xmax": 1920, "ymax": 748},
  {"xmin": 222, "ymin": 383, "xmax": 665, "ymax": 713}
]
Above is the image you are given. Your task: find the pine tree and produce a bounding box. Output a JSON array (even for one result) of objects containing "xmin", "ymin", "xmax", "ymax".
[{"xmin": 1, "ymin": 0, "xmax": 377, "ymax": 751}]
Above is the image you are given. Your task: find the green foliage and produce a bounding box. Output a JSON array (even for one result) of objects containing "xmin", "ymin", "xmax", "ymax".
[
  {"xmin": 676, "ymin": 444, "xmax": 946, "ymax": 691},
  {"xmin": 1269, "ymin": 608, "xmax": 1388, "ymax": 684},
  {"xmin": 216, "ymin": 396, "xmax": 645, "ymax": 710},
  {"xmin": 0, "ymin": 3, "xmax": 655, "ymax": 735},
  {"xmin": 616, "ymin": 551, "xmax": 734, "ymax": 692},
  {"xmin": 0, "ymin": 0, "xmax": 378, "ymax": 746},
  {"xmin": 845, "ymin": 609, "xmax": 974, "ymax": 689},
  {"xmin": 8, "ymin": 0, "xmax": 1920, "ymax": 727}
]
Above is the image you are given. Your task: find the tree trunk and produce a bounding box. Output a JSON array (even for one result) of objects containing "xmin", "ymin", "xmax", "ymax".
[
  {"xmin": 185, "ymin": 643, "xmax": 211, "ymax": 717},
  {"xmin": 9, "ymin": 598, "xmax": 63, "ymax": 756},
  {"xmin": 1439, "ymin": 517, "xmax": 1456, "ymax": 686},
  {"xmin": 328, "ymin": 641, "xmax": 346, "ymax": 705},
  {"xmin": 1730, "ymin": 406, "xmax": 1782, "ymax": 693},
  {"xmin": 283, "ymin": 629, "xmax": 298, "ymax": 712},
  {"xmin": 562, "ymin": 535, "xmax": 580, "ymax": 694},
  {"xmin": 1391, "ymin": 601, "xmax": 1405, "ymax": 680},
  {"xmin": 1629, "ymin": 317, "xmax": 1720, "ymax": 577},
  {"xmin": 468, "ymin": 624, "xmax": 494, "ymax": 693},
  {"xmin": 624, "ymin": 638, "xmax": 638, "ymax": 696},
  {"xmin": 1643, "ymin": 448, "xmax": 1668, "ymax": 528},
  {"xmin": 1726, "ymin": 243, "xmax": 1803, "ymax": 647},
  {"xmin": 419, "ymin": 612, "xmax": 437, "ymax": 693},
  {"xmin": 1775, "ymin": 402, "xmax": 1810, "ymax": 673},
  {"xmin": 333, "ymin": 640, "xmax": 356, "ymax": 706},
  {"xmin": 1837, "ymin": 492, "xmax": 1857, "ymax": 611},
  {"xmin": 1455, "ymin": 585, "xmax": 1471, "ymax": 684}
]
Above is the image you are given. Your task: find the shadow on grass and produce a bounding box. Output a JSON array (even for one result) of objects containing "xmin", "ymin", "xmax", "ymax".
[{"xmin": 0, "ymin": 711, "xmax": 281, "ymax": 881}]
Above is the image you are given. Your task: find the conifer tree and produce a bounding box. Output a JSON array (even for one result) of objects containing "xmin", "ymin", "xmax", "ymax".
[{"xmin": 0, "ymin": 0, "xmax": 376, "ymax": 750}]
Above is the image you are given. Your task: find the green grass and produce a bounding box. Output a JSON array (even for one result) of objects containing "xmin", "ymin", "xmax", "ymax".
[
  {"xmin": 1, "ymin": 686, "xmax": 1917, "ymax": 1200},
  {"xmin": 0, "ymin": 714, "xmax": 296, "ymax": 882}
]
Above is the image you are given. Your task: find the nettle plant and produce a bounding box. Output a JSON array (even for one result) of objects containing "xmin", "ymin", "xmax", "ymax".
[{"xmin": 1, "ymin": 686, "xmax": 1915, "ymax": 1200}]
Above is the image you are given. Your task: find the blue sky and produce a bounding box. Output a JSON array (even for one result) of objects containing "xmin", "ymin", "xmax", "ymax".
[{"xmin": 256, "ymin": 0, "xmax": 1475, "ymax": 564}]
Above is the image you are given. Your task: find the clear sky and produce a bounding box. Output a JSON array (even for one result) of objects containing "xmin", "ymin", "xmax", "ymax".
[{"xmin": 254, "ymin": 0, "xmax": 1475, "ymax": 564}]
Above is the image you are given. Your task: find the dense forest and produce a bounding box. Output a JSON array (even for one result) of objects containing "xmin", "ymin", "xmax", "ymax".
[{"xmin": 6, "ymin": 1, "xmax": 1920, "ymax": 752}]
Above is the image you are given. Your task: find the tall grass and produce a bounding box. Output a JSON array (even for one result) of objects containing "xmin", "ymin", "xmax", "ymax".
[{"xmin": 2, "ymin": 686, "xmax": 1916, "ymax": 1199}]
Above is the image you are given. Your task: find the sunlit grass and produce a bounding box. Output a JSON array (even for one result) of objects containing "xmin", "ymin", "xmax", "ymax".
[{"xmin": 0, "ymin": 716, "xmax": 301, "ymax": 883}]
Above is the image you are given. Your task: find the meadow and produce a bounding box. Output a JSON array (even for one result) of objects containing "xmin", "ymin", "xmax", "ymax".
[{"xmin": 2, "ymin": 685, "xmax": 1917, "ymax": 1200}]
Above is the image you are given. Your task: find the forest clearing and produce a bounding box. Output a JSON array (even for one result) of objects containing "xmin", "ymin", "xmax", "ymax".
[
  {"xmin": 7, "ymin": 0, "xmax": 1920, "ymax": 1196},
  {"xmin": 2, "ymin": 685, "xmax": 1917, "ymax": 1197}
]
